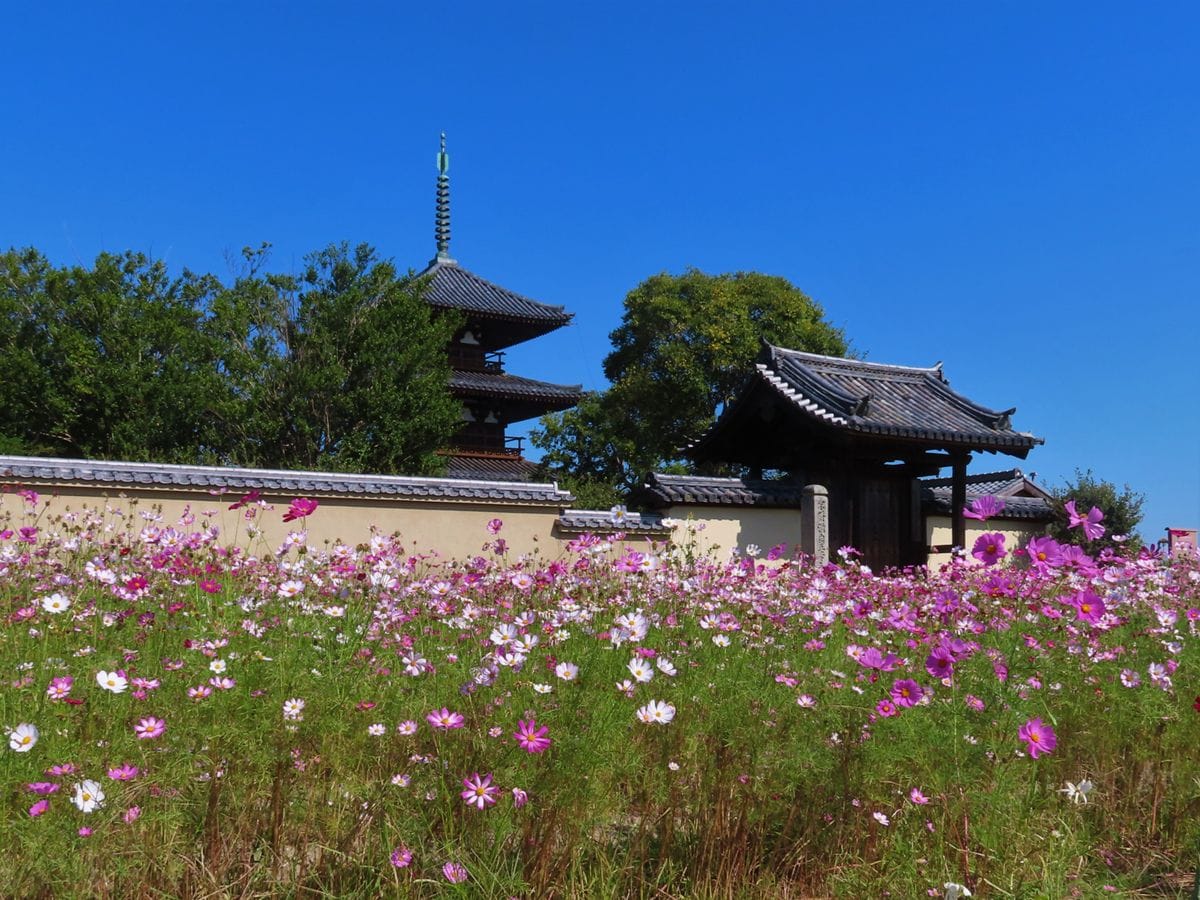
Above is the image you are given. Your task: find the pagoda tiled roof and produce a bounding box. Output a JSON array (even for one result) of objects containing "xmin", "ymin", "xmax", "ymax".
[
  {"xmin": 700, "ymin": 343, "xmax": 1042, "ymax": 455},
  {"xmin": 0, "ymin": 456, "xmax": 573, "ymax": 506},
  {"xmin": 418, "ymin": 260, "xmax": 572, "ymax": 325},
  {"xmin": 443, "ymin": 454, "xmax": 539, "ymax": 482},
  {"xmin": 450, "ymin": 371, "xmax": 582, "ymax": 406},
  {"xmin": 636, "ymin": 473, "xmax": 809, "ymax": 508}
]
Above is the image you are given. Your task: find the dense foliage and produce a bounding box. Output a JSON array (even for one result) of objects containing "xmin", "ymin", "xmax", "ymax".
[
  {"xmin": 0, "ymin": 244, "xmax": 461, "ymax": 474},
  {"xmin": 2, "ymin": 491, "xmax": 1198, "ymax": 897},
  {"xmin": 533, "ymin": 269, "xmax": 849, "ymax": 496}
]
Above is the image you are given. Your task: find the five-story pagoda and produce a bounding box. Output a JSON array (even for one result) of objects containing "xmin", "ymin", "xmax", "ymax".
[{"xmin": 417, "ymin": 135, "xmax": 582, "ymax": 481}]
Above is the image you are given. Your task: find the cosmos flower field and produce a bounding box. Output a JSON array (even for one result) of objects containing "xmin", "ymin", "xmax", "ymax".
[{"xmin": 2, "ymin": 491, "xmax": 1199, "ymax": 898}]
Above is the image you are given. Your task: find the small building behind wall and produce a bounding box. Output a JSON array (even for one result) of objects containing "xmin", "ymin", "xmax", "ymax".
[
  {"xmin": 921, "ymin": 469, "xmax": 1055, "ymax": 565},
  {"xmin": 686, "ymin": 342, "xmax": 1044, "ymax": 569}
]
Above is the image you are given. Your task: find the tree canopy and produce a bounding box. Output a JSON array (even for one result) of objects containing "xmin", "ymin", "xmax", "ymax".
[
  {"xmin": 532, "ymin": 268, "xmax": 849, "ymax": 496},
  {"xmin": 1050, "ymin": 468, "xmax": 1146, "ymax": 553},
  {"xmin": 0, "ymin": 243, "xmax": 461, "ymax": 474}
]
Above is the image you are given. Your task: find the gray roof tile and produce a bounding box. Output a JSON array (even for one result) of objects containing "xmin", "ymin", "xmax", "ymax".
[
  {"xmin": 557, "ymin": 509, "xmax": 672, "ymax": 535},
  {"xmin": 450, "ymin": 371, "xmax": 583, "ymax": 404},
  {"xmin": 0, "ymin": 456, "xmax": 574, "ymax": 506},
  {"xmin": 694, "ymin": 344, "xmax": 1042, "ymax": 457},
  {"xmin": 419, "ymin": 261, "xmax": 572, "ymax": 325},
  {"xmin": 637, "ymin": 473, "xmax": 809, "ymax": 508}
]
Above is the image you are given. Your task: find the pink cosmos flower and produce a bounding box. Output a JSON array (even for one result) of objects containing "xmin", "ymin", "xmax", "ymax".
[
  {"xmin": 1022, "ymin": 535, "xmax": 1060, "ymax": 571},
  {"xmin": 443, "ymin": 861, "xmax": 469, "ymax": 883},
  {"xmin": 909, "ymin": 787, "xmax": 930, "ymax": 805},
  {"xmin": 512, "ymin": 787, "xmax": 529, "ymax": 808},
  {"xmin": 487, "ymin": 518, "xmax": 503, "ymax": 535},
  {"xmin": 890, "ymin": 678, "xmax": 924, "ymax": 708},
  {"xmin": 857, "ymin": 647, "xmax": 901, "ymax": 672},
  {"xmin": 1064, "ymin": 500, "xmax": 1105, "ymax": 541},
  {"xmin": 461, "ymin": 772, "xmax": 500, "ymax": 810},
  {"xmin": 513, "ymin": 719, "xmax": 552, "ymax": 754},
  {"xmin": 29, "ymin": 799, "xmax": 49, "ymax": 817},
  {"xmin": 282, "ymin": 497, "xmax": 319, "ymax": 523},
  {"xmin": 123, "ymin": 805, "xmax": 142, "ymax": 824},
  {"xmin": 134, "ymin": 716, "xmax": 166, "ymax": 740},
  {"xmin": 27, "ymin": 782, "xmax": 59, "ymax": 795},
  {"xmin": 390, "ymin": 845, "xmax": 413, "ymax": 868},
  {"xmin": 46, "ymin": 676, "xmax": 74, "ymax": 701},
  {"xmin": 1018, "ymin": 717, "xmax": 1057, "ymax": 758},
  {"xmin": 1069, "ymin": 589, "xmax": 1107, "ymax": 625},
  {"xmin": 426, "ymin": 708, "xmax": 465, "ymax": 730},
  {"xmin": 107, "ymin": 763, "xmax": 140, "ymax": 781},
  {"xmin": 963, "ymin": 495, "xmax": 1006, "ymax": 521},
  {"xmin": 971, "ymin": 532, "xmax": 1007, "ymax": 566}
]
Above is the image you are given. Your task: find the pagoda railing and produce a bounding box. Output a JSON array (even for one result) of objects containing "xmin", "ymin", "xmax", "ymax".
[{"xmin": 448, "ymin": 347, "xmax": 506, "ymax": 373}]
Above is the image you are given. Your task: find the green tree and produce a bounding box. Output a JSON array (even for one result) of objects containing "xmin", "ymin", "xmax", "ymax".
[
  {"xmin": 1050, "ymin": 468, "xmax": 1145, "ymax": 553},
  {"xmin": 266, "ymin": 243, "xmax": 462, "ymax": 474},
  {"xmin": 0, "ymin": 247, "xmax": 235, "ymax": 462},
  {"xmin": 532, "ymin": 268, "xmax": 849, "ymax": 494},
  {"xmin": 0, "ymin": 243, "xmax": 462, "ymax": 475}
]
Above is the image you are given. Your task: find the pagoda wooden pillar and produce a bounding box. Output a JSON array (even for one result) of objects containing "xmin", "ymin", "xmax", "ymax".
[{"xmin": 950, "ymin": 452, "xmax": 970, "ymax": 551}]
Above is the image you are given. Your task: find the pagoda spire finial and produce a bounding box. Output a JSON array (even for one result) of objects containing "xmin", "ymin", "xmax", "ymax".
[{"xmin": 434, "ymin": 132, "xmax": 453, "ymax": 262}]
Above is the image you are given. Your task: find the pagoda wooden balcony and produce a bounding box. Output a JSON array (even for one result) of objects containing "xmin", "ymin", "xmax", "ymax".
[{"xmin": 448, "ymin": 346, "xmax": 506, "ymax": 373}]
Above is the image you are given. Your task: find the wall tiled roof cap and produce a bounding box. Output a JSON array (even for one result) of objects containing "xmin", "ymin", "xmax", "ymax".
[
  {"xmin": 0, "ymin": 456, "xmax": 574, "ymax": 506},
  {"xmin": 556, "ymin": 510, "xmax": 673, "ymax": 535},
  {"xmin": 638, "ymin": 473, "xmax": 808, "ymax": 508},
  {"xmin": 418, "ymin": 260, "xmax": 572, "ymax": 324}
]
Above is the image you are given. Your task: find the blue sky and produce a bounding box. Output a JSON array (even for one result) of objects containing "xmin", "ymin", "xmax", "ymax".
[{"xmin": 3, "ymin": 3, "xmax": 1197, "ymax": 538}]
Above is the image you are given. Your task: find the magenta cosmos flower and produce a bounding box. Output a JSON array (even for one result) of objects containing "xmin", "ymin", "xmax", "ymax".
[
  {"xmin": 1018, "ymin": 717, "xmax": 1057, "ymax": 758},
  {"xmin": 1069, "ymin": 589, "xmax": 1107, "ymax": 624},
  {"xmin": 890, "ymin": 679, "xmax": 924, "ymax": 708},
  {"xmin": 513, "ymin": 718, "xmax": 552, "ymax": 754},
  {"xmin": 971, "ymin": 532, "xmax": 1007, "ymax": 566},
  {"xmin": 107, "ymin": 763, "xmax": 140, "ymax": 781},
  {"xmin": 926, "ymin": 646, "xmax": 955, "ymax": 680},
  {"xmin": 282, "ymin": 497, "xmax": 319, "ymax": 522},
  {"xmin": 1064, "ymin": 500, "xmax": 1105, "ymax": 541},
  {"xmin": 461, "ymin": 772, "xmax": 500, "ymax": 810},
  {"xmin": 1025, "ymin": 535, "xmax": 1064, "ymax": 572},
  {"xmin": 963, "ymin": 495, "xmax": 1006, "ymax": 521},
  {"xmin": 426, "ymin": 708, "xmax": 465, "ymax": 730},
  {"xmin": 134, "ymin": 716, "xmax": 166, "ymax": 740},
  {"xmin": 443, "ymin": 861, "xmax": 469, "ymax": 883},
  {"xmin": 390, "ymin": 845, "xmax": 413, "ymax": 868}
]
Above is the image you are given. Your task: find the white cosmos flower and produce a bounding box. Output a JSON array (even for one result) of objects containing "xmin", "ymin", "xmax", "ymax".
[
  {"xmin": 8, "ymin": 722, "xmax": 39, "ymax": 752},
  {"xmin": 627, "ymin": 658, "xmax": 655, "ymax": 683},
  {"xmin": 1060, "ymin": 779, "xmax": 1094, "ymax": 804},
  {"xmin": 944, "ymin": 883, "xmax": 972, "ymax": 900},
  {"xmin": 40, "ymin": 593, "xmax": 71, "ymax": 614},
  {"xmin": 712, "ymin": 634, "xmax": 731, "ymax": 647},
  {"xmin": 72, "ymin": 779, "xmax": 105, "ymax": 813},
  {"xmin": 96, "ymin": 670, "xmax": 128, "ymax": 693},
  {"xmin": 554, "ymin": 662, "xmax": 578, "ymax": 681},
  {"xmin": 655, "ymin": 657, "xmax": 677, "ymax": 677},
  {"xmin": 636, "ymin": 700, "xmax": 676, "ymax": 725}
]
